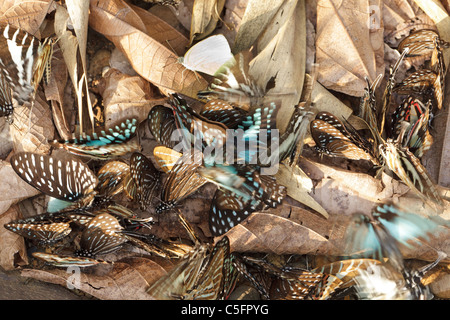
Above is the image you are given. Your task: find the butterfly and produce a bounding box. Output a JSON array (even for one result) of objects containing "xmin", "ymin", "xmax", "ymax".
[
  {"xmin": 393, "ymin": 69, "xmax": 442, "ymax": 111},
  {"xmin": 379, "ymin": 141, "xmax": 444, "ymax": 206},
  {"xmin": 200, "ymin": 165, "xmax": 286, "ymax": 236},
  {"xmin": 310, "ymin": 111, "xmax": 378, "ymax": 164},
  {"xmin": 147, "ymin": 105, "xmax": 176, "ymax": 148},
  {"xmin": 155, "ymin": 148, "xmax": 208, "ymax": 214},
  {"xmin": 0, "ymin": 24, "xmax": 54, "ymax": 106},
  {"xmin": 345, "ymin": 202, "xmax": 441, "ymax": 271},
  {"xmin": 75, "ymin": 213, "xmax": 128, "ymax": 258},
  {"xmin": 127, "ymin": 152, "xmax": 161, "ymax": 210},
  {"xmin": 96, "ymin": 160, "xmax": 131, "ymax": 199},
  {"xmin": 4, "ymin": 221, "xmax": 71, "ymax": 244},
  {"xmin": 310, "ymin": 258, "xmax": 384, "ymax": 300},
  {"xmin": 179, "ymin": 34, "xmax": 233, "ymax": 77},
  {"xmin": 32, "ymin": 252, "xmax": 109, "ymax": 268},
  {"xmin": 0, "ymin": 71, "xmax": 13, "ymax": 123},
  {"xmin": 390, "ymin": 97, "xmax": 433, "ymax": 158},
  {"xmin": 50, "ymin": 118, "xmax": 141, "ymax": 160},
  {"xmin": 4, "ymin": 210, "xmax": 93, "ymax": 244},
  {"xmin": 398, "ymin": 29, "xmax": 450, "ymax": 57},
  {"xmin": 197, "ymin": 51, "xmax": 265, "ymax": 110},
  {"xmin": 277, "ymin": 102, "xmax": 315, "ymax": 164},
  {"xmin": 200, "ymin": 99, "xmax": 247, "ymax": 129},
  {"xmin": 147, "ymin": 236, "xmax": 235, "ymax": 300},
  {"xmin": 170, "ymin": 94, "xmax": 228, "ymax": 160},
  {"xmin": 10, "ymin": 152, "xmax": 98, "ymax": 211},
  {"xmin": 378, "ymin": 49, "xmax": 409, "ymax": 136}
]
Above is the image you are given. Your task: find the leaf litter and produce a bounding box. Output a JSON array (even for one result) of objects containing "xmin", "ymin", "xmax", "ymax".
[{"xmin": 0, "ymin": 0, "xmax": 448, "ymax": 300}]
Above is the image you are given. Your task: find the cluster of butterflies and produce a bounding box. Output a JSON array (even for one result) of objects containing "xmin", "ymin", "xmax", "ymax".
[
  {"xmin": 310, "ymin": 28, "xmax": 447, "ymax": 208},
  {"xmin": 0, "ymin": 22, "xmax": 448, "ymax": 300}
]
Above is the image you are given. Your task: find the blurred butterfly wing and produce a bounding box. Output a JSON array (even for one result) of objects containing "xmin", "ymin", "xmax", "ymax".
[
  {"xmin": 372, "ymin": 203, "xmax": 439, "ymax": 248},
  {"xmin": 183, "ymin": 35, "xmax": 233, "ymax": 76},
  {"xmin": 146, "ymin": 245, "xmax": 209, "ymax": 299}
]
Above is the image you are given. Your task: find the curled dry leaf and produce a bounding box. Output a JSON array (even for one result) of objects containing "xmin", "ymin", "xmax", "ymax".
[
  {"xmin": 89, "ymin": 0, "xmax": 208, "ymax": 99},
  {"xmin": 21, "ymin": 256, "xmax": 170, "ymax": 300},
  {"xmin": 0, "ymin": 205, "xmax": 28, "ymax": 270},
  {"xmin": 9, "ymin": 90, "xmax": 54, "ymax": 154},
  {"xmin": 190, "ymin": 0, "xmax": 226, "ymax": 45},
  {"xmin": 44, "ymin": 45, "xmax": 71, "ymax": 140},
  {"xmin": 316, "ymin": 0, "xmax": 385, "ymax": 96}
]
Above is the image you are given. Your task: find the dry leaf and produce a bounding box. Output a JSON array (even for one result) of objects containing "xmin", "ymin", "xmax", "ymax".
[
  {"xmin": 0, "ymin": 0, "xmax": 53, "ymax": 36},
  {"xmin": 190, "ymin": 0, "xmax": 226, "ymax": 45},
  {"xmin": 54, "ymin": 4, "xmax": 94, "ymax": 134},
  {"xmin": 274, "ymin": 162, "xmax": 329, "ymax": 218},
  {"xmin": 0, "ymin": 205, "xmax": 28, "ymax": 270},
  {"xmin": 21, "ymin": 256, "xmax": 169, "ymax": 300},
  {"xmin": 316, "ymin": 0, "xmax": 385, "ymax": 96},
  {"xmin": 89, "ymin": 0, "xmax": 208, "ymax": 99},
  {"xmin": 233, "ymin": 0, "xmax": 284, "ymax": 53},
  {"xmin": 250, "ymin": 0, "xmax": 306, "ymax": 135},
  {"xmin": 10, "ymin": 90, "xmax": 54, "ymax": 154},
  {"xmin": 99, "ymin": 68, "xmax": 159, "ymax": 127}
]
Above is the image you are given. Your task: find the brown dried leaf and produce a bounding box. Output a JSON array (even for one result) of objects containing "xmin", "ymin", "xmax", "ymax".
[
  {"xmin": 190, "ymin": 0, "xmax": 226, "ymax": 45},
  {"xmin": 55, "ymin": 4, "xmax": 94, "ymax": 134},
  {"xmin": 274, "ymin": 163, "xmax": 329, "ymax": 218},
  {"xmin": 89, "ymin": 0, "xmax": 208, "ymax": 99},
  {"xmin": 0, "ymin": 205, "xmax": 28, "ymax": 270},
  {"xmin": 0, "ymin": 0, "xmax": 53, "ymax": 36},
  {"xmin": 316, "ymin": 0, "xmax": 385, "ymax": 96},
  {"xmin": 21, "ymin": 256, "xmax": 169, "ymax": 300},
  {"xmin": 99, "ymin": 68, "xmax": 161, "ymax": 127},
  {"xmin": 10, "ymin": 90, "xmax": 54, "ymax": 154},
  {"xmin": 249, "ymin": 0, "xmax": 306, "ymax": 135},
  {"xmin": 226, "ymin": 210, "xmax": 336, "ymax": 255}
]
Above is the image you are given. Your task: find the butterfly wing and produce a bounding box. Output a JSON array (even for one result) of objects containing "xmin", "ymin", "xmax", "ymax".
[
  {"xmin": 183, "ymin": 35, "xmax": 233, "ymax": 76},
  {"xmin": 11, "ymin": 152, "xmax": 98, "ymax": 202}
]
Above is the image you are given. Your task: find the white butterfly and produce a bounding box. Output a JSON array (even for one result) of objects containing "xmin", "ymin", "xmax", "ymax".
[{"xmin": 179, "ymin": 34, "xmax": 233, "ymax": 76}]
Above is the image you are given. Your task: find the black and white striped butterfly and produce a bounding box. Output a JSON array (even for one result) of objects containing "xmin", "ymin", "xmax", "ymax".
[
  {"xmin": 10, "ymin": 152, "xmax": 98, "ymax": 211},
  {"xmin": 200, "ymin": 164, "xmax": 286, "ymax": 236},
  {"xmin": 0, "ymin": 24, "xmax": 54, "ymax": 106}
]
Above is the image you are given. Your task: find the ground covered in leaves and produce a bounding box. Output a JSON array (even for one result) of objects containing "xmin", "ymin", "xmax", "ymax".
[{"xmin": 0, "ymin": 0, "xmax": 449, "ymax": 300}]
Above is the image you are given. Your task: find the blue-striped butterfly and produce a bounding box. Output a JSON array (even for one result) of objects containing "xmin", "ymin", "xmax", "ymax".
[{"xmin": 50, "ymin": 118, "xmax": 141, "ymax": 159}]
